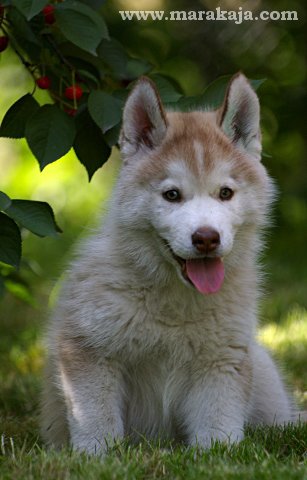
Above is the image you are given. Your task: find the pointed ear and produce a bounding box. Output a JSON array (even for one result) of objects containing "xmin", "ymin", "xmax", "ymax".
[
  {"xmin": 120, "ymin": 77, "xmax": 168, "ymax": 158},
  {"xmin": 219, "ymin": 73, "xmax": 262, "ymax": 161}
]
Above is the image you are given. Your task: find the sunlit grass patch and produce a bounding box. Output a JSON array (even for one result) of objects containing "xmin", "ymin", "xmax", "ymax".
[
  {"xmin": 259, "ymin": 307, "xmax": 307, "ymax": 350},
  {"xmin": 259, "ymin": 306, "xmax": 307, "ymax": 407}
]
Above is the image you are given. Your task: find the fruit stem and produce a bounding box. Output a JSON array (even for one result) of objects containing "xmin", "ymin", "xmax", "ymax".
[{"xmin": 50, "ymin": 91, "xmax": 76, "ymax": 109}]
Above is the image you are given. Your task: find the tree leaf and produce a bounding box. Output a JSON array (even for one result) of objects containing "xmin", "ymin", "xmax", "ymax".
[
  {"xmin": 112, "ymin": 89, "xmax": 129, "ymax": 103},
  {"xmin": 126, "ymin": 58, "xmax": 152, "ymax": 78},
  {"xmin": 7, "ymin": 6, "xmax": 41, "ymax": 47},
  {"xmin": 11, "ymin": 0, "xmax": 49, "ymax": 20},
  {"xmin": 25, "ymin": 105, "xmax": 76, "ymax": 170},
  {"xmin": 0, "ymin": 192, "xmax": 12, "ymax": 211},
  {"xmin": 175, "ymin": 95, "xmax": 202, "ymax": 112},
  {"xmin": 78, "ymin": 0, "xmax": 106, "ymax": 9},
  {"xmin": 104, "ymin": 122, "xmax": 121, "ymax": 147},
  {"xmin": 59, "ymin": 42, "xmax": 106, "ymax": 82},
  {"xmin": 73, "ymin": 109, "xmax": 111, "ymax": 180},
  {"xmin": 77, "ymin": 69, "xmax": 100, "ymax": 87},
  {"xmin": 55, "ymin": 1, "xmax": 109, "ymax": 55},
  {"xmin": 250, "ymin": 78, "xmax": 266, "ymax": 91},
  {"xmin": 149, "ymin": 74, "xmax": 182, "ymax": 103},
  {"xmin": 98, "ymin": 38, "xmax": 130, "ymax": 79},
  {"xmin": 0, "ymin": 94, "xmax": 40, "ymax": 139},
  {"xmin": 199, "ymin": 75, "xmax": 233, "ymax": 109},
  {"xmin": 5, "ymin": 200, "xmax": 62, "ymax": 237},
  {"xmin": 0, "ymin": 213, "xmax": 22, "ymax": 268},
  {"xmin": 98, "ymin": 38, "xmax": 152, "ymax": 80},
  {"xmin": 88, "ymin": 90, "xmax": 123, "ymax": 133},
  {"xmin": 201, "ymin": 75, "xmax": 266, "ymax": 110},
  {"xmin": 177, "ymin": 76, "xmax": 266, "ymax": 111}
]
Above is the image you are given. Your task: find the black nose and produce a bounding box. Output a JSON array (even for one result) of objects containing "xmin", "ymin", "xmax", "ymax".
[{"xmin": 192, "ymin": 227, "xmax": 220, "ymax": 254}]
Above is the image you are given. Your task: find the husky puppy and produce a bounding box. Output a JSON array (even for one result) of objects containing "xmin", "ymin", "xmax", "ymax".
[{"xmin": 41, "ymin": 73, "xmax": 294, "ymax": 454}]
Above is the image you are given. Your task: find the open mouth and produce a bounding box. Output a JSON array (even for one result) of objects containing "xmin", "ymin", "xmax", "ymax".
[{"xmin": 163, "ymin": 241, "xmax": 225, "ymax": 295}]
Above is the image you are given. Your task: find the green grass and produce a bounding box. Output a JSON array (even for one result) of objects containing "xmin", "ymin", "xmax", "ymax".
[{"xmin": 0, "ymin": 425, "xmax": 306, "ymax": 479}]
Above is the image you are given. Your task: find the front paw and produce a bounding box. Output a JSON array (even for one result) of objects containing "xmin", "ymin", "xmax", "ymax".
[
  {"xmin": 190, "ymin": 427, "xmax": 244, "ymax": 449},
  {"xmin": 71, "ymin": 433, "xmax": 121, "ymax": 456},
  {"xmin": 72, "ymin": 437, "xmax": 107, "ymax": 456}
]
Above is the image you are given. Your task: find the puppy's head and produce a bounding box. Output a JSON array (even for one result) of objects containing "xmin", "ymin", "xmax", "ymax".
[{"xmin": 116, "ymin": 75, "xmax": 274, "ymax": 294}]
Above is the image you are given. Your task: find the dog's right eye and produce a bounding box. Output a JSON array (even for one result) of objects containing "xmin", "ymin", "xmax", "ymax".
[{"xmin": 162, "ymin": 189, "xmax": 182, "ymax": 202}]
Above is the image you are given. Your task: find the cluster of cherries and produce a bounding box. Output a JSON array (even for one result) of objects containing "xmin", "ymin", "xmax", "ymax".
[
  {"xmin": 39, "ymin": 4, "xmax": 84, "ymax": 115},
  {"xmin": 0, "ymin": 4, "xmax": 84, "ymax": 115}
]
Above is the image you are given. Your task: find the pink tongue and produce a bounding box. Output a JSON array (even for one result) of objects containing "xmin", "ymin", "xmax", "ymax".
[{"xmin": 186, "ymin": 257, "xmax": 224, "ymax": 294}]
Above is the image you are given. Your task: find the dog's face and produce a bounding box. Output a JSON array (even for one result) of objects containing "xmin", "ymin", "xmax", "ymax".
[{"xmin": 117, "ymin": 75, "xmax": 274, "ymax": 294}]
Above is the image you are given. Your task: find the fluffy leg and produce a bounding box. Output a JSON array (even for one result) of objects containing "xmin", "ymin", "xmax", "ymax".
[
  {"xmin": 40, "ymin": 359, "xmax": 70, "ymax": 449},
  {"xmin": 43, "ymin": 338, "xmax": 125, "ymax": 455},
  {"xmin": 249, "ymin": 344, "xmax": 294, "ymax": 425},
  {"xmin": 179, "ymin": 363, "xmax": 249, "ymax": 448}
]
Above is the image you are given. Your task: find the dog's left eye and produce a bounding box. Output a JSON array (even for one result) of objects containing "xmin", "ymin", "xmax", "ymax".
[
  {"xmin": 163, "ymin": 189, "xmax": 181, "ymax": 202},
  {"xmin": 219, "ymin": 187, "xmax": 234, "ymax": 201}
]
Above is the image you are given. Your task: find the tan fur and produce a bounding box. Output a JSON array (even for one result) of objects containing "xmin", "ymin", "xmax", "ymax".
[{"xmin": 135, "ymin": 111, "xmax": 264, "ymax": 186}]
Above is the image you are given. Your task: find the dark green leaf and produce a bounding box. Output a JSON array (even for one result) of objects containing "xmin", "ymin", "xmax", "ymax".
[
  {"xmin": 201, "ymin": 75, "xmax": 266, "ymax": 110},
  {"xmin": 200, "ymin": 75, "xmax": 232, "ymax": 109},
  {"xmin": 5, "ymin": 200, "xmax": 62, "ymax": 237},
  {"xmin": 175, "ymin": 95, "xmax": 202, "ymax": 112},
  {"xmin": 73, "ymin": 109, "xmax": 111, "ymax": 180},
  {"xmin": 11, "ymin": 0, "xmax": 49, "ymax": 20},
  {"xmin": 7, "ymin": 6, "xmax": 41, "ymax": 47},
  {"xmin": 0, "ymin": 192, "xmax": 11, "ymax": 211},
  {"xmin": 250, "ymin": 78, "xmax": 266, "ymax": 91},
  {"xmin": 104, "ymin": 122, "xmax": 121, "ymax": 147},
  {"xmin": 60, "ymin": 42, "xmax": 105, "ymax": 79},
  {"xmin": 112, "ymin": 89, "xmax": 129, "ymax": 103},
  {"xmin": 98, "ymin": 38, "xmax": 129, "ymax": 79},
  {"xmin": 149, "ymin": 74, "xmax": 182, "ymax": 103},
  {"xmin": 177, "ymin": 76, "xmax": 266, "ymax": 111},
  {"xmin": 25, "ymin": 105, "xmax": 76, "ymax": 170},
  {"xmin": 77, "ymin": 69, "xmax": 100, "ymax": 87},
  {"xmin": 0, "ymin": 94, "xmax": 40, "ymax": 139},
  {"xmin": 88, "ymin": 90, "xmax": 123, "ymax": 134},
  {"xmin": 126, "ymin": 58, "xmax": 152, "ymax": 78},
  {"xmin": 55, "ymin": 1, "xmax": 109, "ymax": 55},
  {"xmin": 78, "ymin": 0, "xmax": 106, "ymax": 9},
  {"xmin": 0, "ymin": 213, "xmax": 22, "ymax": 268}
]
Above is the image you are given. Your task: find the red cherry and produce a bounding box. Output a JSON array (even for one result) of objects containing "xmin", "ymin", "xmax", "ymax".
[
  {"xmin": 64, "ymin": 85, "xmax": 83, "ymax": 101},
  {"xmin": 0, "ymin": 36, "xmax": 9, "ymax": 52},
  {"xmin": 43, "ymin": 4, "xmax": 55, "ymax": 25},
  {"xmin": 36, "ymin": 76, "xmax": 51, "ymax": 89}
]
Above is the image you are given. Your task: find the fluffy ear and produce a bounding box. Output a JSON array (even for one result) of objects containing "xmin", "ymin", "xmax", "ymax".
[
  {"xmin": 120, "ymin": 77, "xmax": 168, "ymax": 158},
  {"xmin": 219, "ymin": 73, "xmax": 262, "ymax": 161}
]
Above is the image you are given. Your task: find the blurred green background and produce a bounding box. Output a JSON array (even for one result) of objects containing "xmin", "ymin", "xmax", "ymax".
[{"xmin": 0, "ymin": 0, "xmax": 306, "ymax": 438}]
